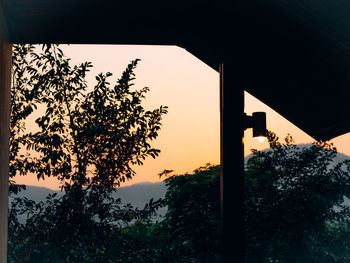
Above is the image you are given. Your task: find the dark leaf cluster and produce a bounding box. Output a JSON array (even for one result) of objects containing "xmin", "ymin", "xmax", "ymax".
[{"xmin": 246, "ymin": 131, "xmax": 350, "ymax": 263}]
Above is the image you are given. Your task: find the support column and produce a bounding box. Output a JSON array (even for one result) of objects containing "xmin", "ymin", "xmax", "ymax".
[
  {"xmin": 220, "ymin": 62, "xmax": 245, "ymax": 262},
  {"xmin": 0, "ymin": 39, "xmax": 12, "ymax": 263}
]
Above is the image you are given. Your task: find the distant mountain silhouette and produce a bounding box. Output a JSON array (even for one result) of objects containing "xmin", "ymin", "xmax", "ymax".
[
  {"xmin": 9, "ymin": 182, "xmax": 168, "ymax": 223},
  {"xmin": 245, "ymin": 143, "xmax": 350, "ymax": 165},
  {"xmin": 10, "ymin": 182, "xmax": 167, "ymax": 206},
  {"xmin": 115, "ymin": 182, "xmax": 167, "ymax": 209}
]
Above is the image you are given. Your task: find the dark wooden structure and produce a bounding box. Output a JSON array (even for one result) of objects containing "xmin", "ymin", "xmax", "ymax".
[{"xmin": 2, "ymin": 0, "xmax": 350, "ymax": 262}]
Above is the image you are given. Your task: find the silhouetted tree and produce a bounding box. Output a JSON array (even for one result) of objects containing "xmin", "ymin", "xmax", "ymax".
[
  {"xmin": 159, "ymin": 164, "xmax": 223, "ymax": 262},
  {"xmin": 245, "ymin": 132, "xmax": 350, "ymax": 263},
  {"xmin": 8, "ymin": 44, "xmax": 167, "ymax": 263},
  {"xmin": 117, "ymin": 164, "xmax": 223, "ymax": 263}
]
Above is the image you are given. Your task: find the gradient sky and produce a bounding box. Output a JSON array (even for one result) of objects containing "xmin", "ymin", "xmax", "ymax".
[{"xmin": 12, "ymin": 45, "xmax": 350, "ymax": 190}]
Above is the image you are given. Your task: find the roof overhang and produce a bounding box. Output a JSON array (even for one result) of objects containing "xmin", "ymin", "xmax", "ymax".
[{"xmin": 1, "ymin": 0, "xmax": 350, "ymax": 141}]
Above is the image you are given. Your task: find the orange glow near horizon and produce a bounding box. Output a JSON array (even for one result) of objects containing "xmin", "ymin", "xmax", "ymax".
[{"xmin": 12, "ymin": 44, "xmax": 350, "ymax": 190}]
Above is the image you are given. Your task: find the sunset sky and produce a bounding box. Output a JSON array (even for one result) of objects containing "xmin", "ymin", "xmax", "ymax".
[{"xmin": 12, "ymin": 45, "xmax": 350, "ymax": 190}]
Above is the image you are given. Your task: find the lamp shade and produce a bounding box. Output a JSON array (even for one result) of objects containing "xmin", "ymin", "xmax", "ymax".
[{"xmin": 252, "ymin": 112, "xmax": 266, "ymax": 138}]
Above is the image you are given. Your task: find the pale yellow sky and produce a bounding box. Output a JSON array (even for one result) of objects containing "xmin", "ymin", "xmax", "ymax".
[{"xmin": 12, "ymin": 45, "xmax": 350, "ymax": 190}]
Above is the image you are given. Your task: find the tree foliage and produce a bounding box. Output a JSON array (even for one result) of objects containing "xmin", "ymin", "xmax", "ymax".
[
  {"xmin": 245, "ymin": 132, "xmax": 350, "ymax": 263},
  {"xmin": 161, "ymin": 164, "xmax": 222, "ymax": 261},
  {"xmin": 8, "ymin": 44, "xmax": 167, "ymax": 263}
]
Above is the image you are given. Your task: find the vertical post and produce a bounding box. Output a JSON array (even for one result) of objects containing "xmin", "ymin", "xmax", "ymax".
[
  {"xmin": 0, "ymin": 39, "xmax": 11, "ymax": 262},
  {"xmin": 220, "ymin": 62, "xmax": 245, "ymax": 262}
]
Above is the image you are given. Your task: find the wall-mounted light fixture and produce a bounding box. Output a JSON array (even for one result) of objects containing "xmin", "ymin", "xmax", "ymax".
[{"xmin": 244, "ymin": 112, "xmax": 267, "ymax": 142}]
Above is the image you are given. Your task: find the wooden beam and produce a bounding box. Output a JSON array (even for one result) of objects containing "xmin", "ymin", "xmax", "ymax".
[
  {"xmin": 0, "ymin": 2, "xmax": 12, "ymax": 261},
  {"xmin": 0, "ymin": 38, "xmax": 11, "ymax": 263},
  {"xmin": 220, "ymin": 62, "xmax": 245, "ymax": 262}
]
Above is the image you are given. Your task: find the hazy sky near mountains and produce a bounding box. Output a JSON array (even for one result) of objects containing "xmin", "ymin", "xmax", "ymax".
[{"xmin": 13, "ymin": 45, "xmax": 350, "ymax": 190}]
